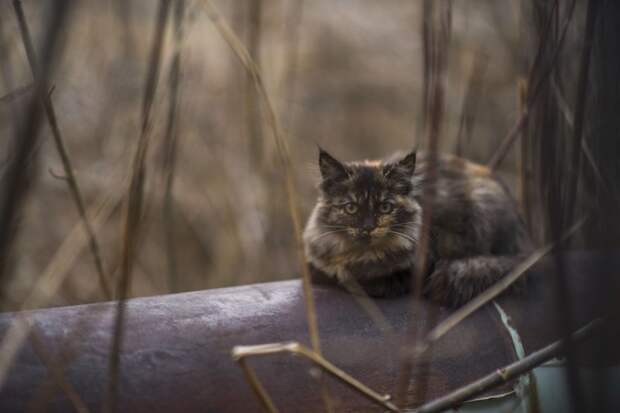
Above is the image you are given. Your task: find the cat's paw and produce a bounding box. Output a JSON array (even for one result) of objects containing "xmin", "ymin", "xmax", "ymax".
[{"xmin": 425, "ymin": 262, "xmax": 469, "ymax": 307}]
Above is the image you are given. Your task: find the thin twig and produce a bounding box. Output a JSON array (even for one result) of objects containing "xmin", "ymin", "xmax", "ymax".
[
  {"xmin": 548, "ymin": 2, "xmax": 599, "ymax": 411},
  {"xmin": 564, "ymin": 0, "xmax": 597, "ymax": 234},
  {"xmin": 105, "ymin": 1, "xmax": 171, "ymax": 411},
  {"xmin": 13, "ymin": 0, "xmax": 112, "ymax": 299},
  {"xmin": 407, "ymin": 318, "xmax": 603, "ymax": 413},
  {"xmin": 0, "ymin": 170, "xmax": 126, "ymax": 388},
  {"xmin": 488, "ymin": 0, "xmax": 577, "ymax": 170},
  {"xmin": 341, "ymin": 278, "xmax": 395, "ymax": 336},
  {"xmin": 395, "ymin": 1, "xmax": 450, "ymax": 406},
  {"xmin": 202, "ymin": 0, "xmax": 322, "ymax": 367},
  {"xmin": 28, "ymin": 322, "xmax": 90, "ymax": 413},
  {"xmin": 162, "ymin": 0, "xmax": 185, "ymax": 293},
  {"xmin": 201, "ymin": 2, "xmax": 331, "ymax": 410},
  {"xmin": 455, "ymin": 53, "xmax": 487, "ymax": 157},
  {"xmin": 25, "ymin": 299, "xmax": 113, "ymax": 412},
  {"xmin": 244, "ymin": 0, "xmax": 264, "ymax": 167},
  {"xmin": 0, "ymin": 0, "xmax": 73, "ymax": 298},
  {"xmin": 411, "ymin": 217, "xmax": 586, "ymax": 361},
  {"xmin": 237, "ymin": 358, "xmax": 281, "ymax": 413},
  {"xmin": 278, "ymin": 0, "xmax": 305, "ymax": 131},
  {"xmin": 232, "ymin": 342, "xmax": 399, "ymax": 412}
]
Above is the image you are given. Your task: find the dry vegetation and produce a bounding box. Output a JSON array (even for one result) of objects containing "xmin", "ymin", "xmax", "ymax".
[
  {"xmin": 1, "ymin": 1, "xmax": 619, "ymax": 412},
  {"xmin": 1, "ymin": 0, "xmax": 525, "ymax": 311}
]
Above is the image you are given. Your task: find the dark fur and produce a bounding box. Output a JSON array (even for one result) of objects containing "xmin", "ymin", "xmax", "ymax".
[{"xmin": 303, "ymin": 149, "xmax": 531, "ymax": 307}]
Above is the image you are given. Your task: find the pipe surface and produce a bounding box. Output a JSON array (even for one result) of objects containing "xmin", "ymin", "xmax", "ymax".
[{"xmin": 0, "ymin": 250, "xmax": 617, "ymax": 412}]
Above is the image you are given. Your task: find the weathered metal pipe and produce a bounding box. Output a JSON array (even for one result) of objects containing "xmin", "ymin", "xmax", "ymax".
[{"xmin": 0, "ymin": 250, "xmax": 618, "ymax": 412}]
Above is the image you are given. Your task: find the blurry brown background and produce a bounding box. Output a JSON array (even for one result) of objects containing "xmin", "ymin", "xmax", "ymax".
[{"xmin": 0, "ymin": 0, "xmax": 524, "ymax": 310}]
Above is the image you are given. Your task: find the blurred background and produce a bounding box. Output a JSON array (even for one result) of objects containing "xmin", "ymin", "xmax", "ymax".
[{"xmin": 0, "ymin": 0, "xmax": 592, "ymax": 311}]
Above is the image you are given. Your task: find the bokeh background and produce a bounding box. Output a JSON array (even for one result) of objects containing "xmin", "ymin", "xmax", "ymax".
[{"xmin": 1, "ymin": 1, "xmax": 526, "ymax": 310}]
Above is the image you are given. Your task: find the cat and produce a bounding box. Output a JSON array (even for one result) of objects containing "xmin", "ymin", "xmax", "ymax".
[{"xmin": 303, "ymin": 148, "xmax": 531, "ymax": 307}]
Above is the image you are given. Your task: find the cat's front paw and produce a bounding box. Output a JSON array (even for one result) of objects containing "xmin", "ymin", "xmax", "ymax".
[{"xmin": 425, "ymin": 262, "xmax": 467, "ymax": 307}]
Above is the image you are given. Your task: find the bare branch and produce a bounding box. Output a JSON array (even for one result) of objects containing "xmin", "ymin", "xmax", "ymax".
[{"xmin": 407, "ymin": 318, "xmax": 602, "ymax": 413}]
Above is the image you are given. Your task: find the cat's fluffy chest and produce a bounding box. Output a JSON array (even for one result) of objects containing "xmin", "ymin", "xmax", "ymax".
[{"xmin": 316, "ymin": 242, "xmax": 415, "ymax": 283}]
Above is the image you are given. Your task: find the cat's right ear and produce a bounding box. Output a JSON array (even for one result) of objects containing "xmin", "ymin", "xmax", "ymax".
[{"xmin": 318, "ymin": 148, "xmax": 349, "ymax": 181}]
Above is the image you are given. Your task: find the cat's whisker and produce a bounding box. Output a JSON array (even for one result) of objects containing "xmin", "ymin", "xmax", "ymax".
[
  {"xmin": 388, "ymin": 230, "xmax": 418, "ymax": 245},
  {"xmin": 392, "ymin": 224, "xmax": 417, "ymax": 229},
  {"xmin": 310, "ymin": 229, "xmax": 348, "ymax": 242}
]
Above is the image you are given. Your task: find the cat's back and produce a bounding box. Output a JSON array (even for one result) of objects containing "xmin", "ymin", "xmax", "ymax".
[
  {"xmin": 413, "ymin": 152, "xmax": 502, "ymax": 199},
  {"xmin": 413, "ymin": 152, "xmax": 525, "ymax": 255}
]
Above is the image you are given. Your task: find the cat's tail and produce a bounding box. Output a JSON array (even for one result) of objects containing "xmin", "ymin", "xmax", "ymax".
[{"xmin": 425, "ymin": 255, "xmax": 527, "ymax": 307}]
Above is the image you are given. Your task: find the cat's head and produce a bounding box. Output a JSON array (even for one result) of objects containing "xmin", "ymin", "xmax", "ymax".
[{"xmin": 308, "ymin": 148, "xmax": 421, "ymax": 249}]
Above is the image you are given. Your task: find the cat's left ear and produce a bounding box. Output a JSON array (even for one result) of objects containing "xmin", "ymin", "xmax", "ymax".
[
  {"xmin": 385, "ymin": 150, "xmax": 417, "ymax": 177},
  {"xmin": 318, "ymin": 147, "xmax": 349, "ymax": 181}
]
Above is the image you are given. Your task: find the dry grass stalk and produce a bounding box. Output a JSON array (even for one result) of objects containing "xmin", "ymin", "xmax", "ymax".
[
  {"xmin": 341, "ymin": 278, "xmax": 395, "ymax": 336},
  {"xmin": 28, "ymin": 323, "xmax": 90, "ymax": 413},
  {"xmin": 395, "ymin": 0, "xmax": 450, "ymax": 406},
  {"xmin": 487, "ymin": 0, "xmax": 577, "ymax": 171},
  {"xmin": 245, "ymin": 0, "xmax": 264, "ymax": 167},
  {"xmin": 517, "ymin": 78, "xmax": 530, "ymax": 226},
  {"xmin": 455, "ymin": 53, "xmax": 487, "ymax": 157},
  {"xmin": 553, "ymin": 81, "xmax": 616, "ymax": 204},
  {"xmin": 544, "ymin": 2, "xmax": 599, "ymax": 410},
  {"xmin": 201, "ymin": 2, "xmax": 337, "ymax": 409},
  {"xmin": 564, "ymin": 0, "xmax": 597, "ymax": 231},
  {"xmin": 407, "ymin": 318, "xmax": 602, "ymax": 413},
  {"xmin": 237, "ymin": 357, "xmax": 280, "ymax": 413},
  {"xmin": 0, "ymin": 0, "xmax": 73, "ymax": 296},
  {"xmin": 201, "ymin": 0, "xmax": 321, "ymax": 359},
  {"xmin": 9, "ymin": 128, "xmax": 178, "ymax": 400},
  {"xmin": 278, "ymin": 0, "xmax": 305, "ymax": 131},
  {"xmin": 13, "ymin": 0, "xmax": 112, "ymax": 299},
  {"xmin": 232, "ymin": 342, "xmax": 400, "ymax": 412},
  {"xmin": 162, "ymin": 0, "xmax": 185, "ymax": 293},
  {"xmin": 0, "ymin": 170, "xmax": 127, "ymax": 388},
  {"xmin": 105, "ymin": 1, "xmax": 171, "ymax": 411}
]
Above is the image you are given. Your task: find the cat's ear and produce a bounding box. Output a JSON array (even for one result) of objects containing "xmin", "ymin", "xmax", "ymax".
[
  {"xmin": 318, "ymin": 148, "xmax": 349, "ymax": 181},
  {"xmin": 397, "ymin": 150, "xmax": 417, "ymax": 175},
  {"xmin": 384, "ymin": 150, "xmax": 417, "ymax": 177}
]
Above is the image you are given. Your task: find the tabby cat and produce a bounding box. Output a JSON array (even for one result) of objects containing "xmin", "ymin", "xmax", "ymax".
[{"xmin": 303, "ymin": 148, "xmax": 530, "ymax": 307}]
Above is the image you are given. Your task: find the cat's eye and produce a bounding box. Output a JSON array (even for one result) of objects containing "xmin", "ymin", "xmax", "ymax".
[
  {"xmin": 379, "ymin": 202, "xmax": 394, "ymax": 214},
  {"xmin": 344, "ymin": 203, "xmax": 358, "ymax": 214}
]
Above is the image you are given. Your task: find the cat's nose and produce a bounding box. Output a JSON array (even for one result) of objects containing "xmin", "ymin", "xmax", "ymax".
[{"xmin": 362, "ymin": 219, "xmax": 375, "ymax": 234}]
